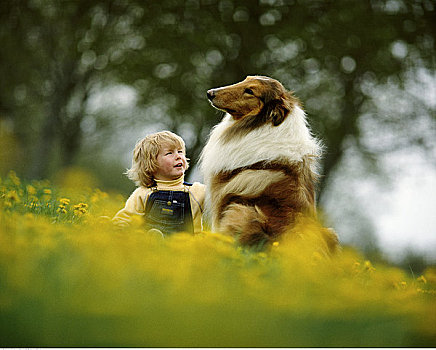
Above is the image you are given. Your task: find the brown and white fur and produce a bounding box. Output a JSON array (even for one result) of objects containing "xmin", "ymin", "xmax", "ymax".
[{"xmin": 200, "ymin": 76, "xmax": 338, "ymax": 251}]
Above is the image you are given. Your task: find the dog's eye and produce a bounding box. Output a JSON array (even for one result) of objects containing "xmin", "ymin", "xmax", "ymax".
[{"xmin": 244, "ymin": 88, "xmax": 254, "ymax": 95}]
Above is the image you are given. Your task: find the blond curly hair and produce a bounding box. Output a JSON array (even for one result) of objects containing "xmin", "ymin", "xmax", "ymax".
[{"xmin": 126, "ymin": 131, "xmax": 189, "ymax": 188}]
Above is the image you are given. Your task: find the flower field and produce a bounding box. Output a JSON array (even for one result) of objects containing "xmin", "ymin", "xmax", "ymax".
[{"xmin": 0, "ymin": 170, "xmax": 435, "ymax": 347}]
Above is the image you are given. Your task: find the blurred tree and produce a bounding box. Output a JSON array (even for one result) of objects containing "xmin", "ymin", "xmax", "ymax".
[
  {"xmin": 0, "ymin": 0, "xmax": 146, "ymax": 178},
  {"xmin": 1, "ymin": 0, "xmax": 435, "ymax": 205}
]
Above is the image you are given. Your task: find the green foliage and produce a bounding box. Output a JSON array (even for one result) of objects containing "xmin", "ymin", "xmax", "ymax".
[{"xmin": 0, "ymin": 170, "xmax": 120, "ymax": 223}]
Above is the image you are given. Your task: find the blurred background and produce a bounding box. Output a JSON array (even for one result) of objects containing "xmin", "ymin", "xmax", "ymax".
[{"xmin": 1, "ymin": 0, "xmax": 435, "ymax": 267}]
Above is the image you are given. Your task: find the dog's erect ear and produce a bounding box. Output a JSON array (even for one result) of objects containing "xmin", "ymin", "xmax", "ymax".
[{"xmin": 264, "ymin": 98, "xmax": 290, "ymax": 126}]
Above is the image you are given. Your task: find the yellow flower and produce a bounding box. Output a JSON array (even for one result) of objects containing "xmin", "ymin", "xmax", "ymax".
[
  {"xmin": 6, "ymin": 190, "xmax": 20, "ymax": 201},
  {"xmin": 272, "ymin": 241, "xmax": 279, "ymax": 247},
  {"xmin": 73, "ymin": 203, "xmax": 88, "ymax": 216},
  {"xmin": 26, "ymin": 185, "xmax": 37, "ymax": 195},
  {"xmin": 91, "ymin": 190, "xmax": 108, "ymax": 203},
  {"xmin": 42, "ymin": 188, "xmax": 52, "ymax": 201},
  {"xmin": 59, "ymin": 198, "xmax": 70, "ymax": 206},
  {"xmin": 417, "ymin": 275, "xmax": 427, "ymax": 284},
  {"xmin": 56, "ymin": 207, "xmax": 67, "ymax": 214},
  {"xmin": 364, "ymin": 260, "xmax": 376, "ymax": 272},
  {"xmin": 8, "ymin": 170, "xmax": 20, "ymax": 185},
  {"xmin": 5, "ymin": 190, "xmax": 20, "ymax": 206}
]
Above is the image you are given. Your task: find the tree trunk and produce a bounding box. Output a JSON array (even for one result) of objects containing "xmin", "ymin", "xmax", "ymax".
[
  {"xmin": 29, "ymin": 60, "xmax": 78, "ymax": 179},
  {"xmin": 318, "ymin": 77, "xmax": 360, "ymax": 204},
  {"xmin": 29, "ymin": 97, "xmax": 62, "ymax": 179}
]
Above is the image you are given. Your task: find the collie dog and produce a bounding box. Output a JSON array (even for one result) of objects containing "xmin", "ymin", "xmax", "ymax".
[{"xmin": 200, "ymin": 76, "xmax": 338, "ymax": 252}]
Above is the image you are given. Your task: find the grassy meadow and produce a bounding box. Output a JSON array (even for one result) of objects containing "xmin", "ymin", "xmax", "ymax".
[{"xmin": 0, "ymin": 170, "xmax": 435, "ymax": 347}]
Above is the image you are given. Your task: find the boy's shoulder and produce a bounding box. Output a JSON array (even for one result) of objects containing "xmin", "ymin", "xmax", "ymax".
[
  {"xmin": 132, "ymin": 186, "xmax": 153, "ymax": 197},
  {"xmin": 188, "ymin": 182, "xmax": 205, "ymax": 206},
  {"xmin": 190, "ymin": 181, "xmax": 206, "ymax": 194}
]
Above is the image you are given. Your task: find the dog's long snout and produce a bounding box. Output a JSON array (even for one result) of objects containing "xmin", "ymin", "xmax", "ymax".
[{"xmin": 207, "ymin": 89, "xmax": 216, "ymax": 101}]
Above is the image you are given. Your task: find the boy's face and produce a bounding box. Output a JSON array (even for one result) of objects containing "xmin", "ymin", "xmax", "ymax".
[{"xmin": 154, "ymin": 145, "xmax": 187, "ymax": 181}]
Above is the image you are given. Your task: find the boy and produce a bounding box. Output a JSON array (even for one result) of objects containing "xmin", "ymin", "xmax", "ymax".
[{"xmin": 112, "ymin": 131, "xmax": 205, "ymax": 235}]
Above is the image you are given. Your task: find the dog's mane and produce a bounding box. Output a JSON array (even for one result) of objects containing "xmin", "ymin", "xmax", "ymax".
[
  {"xmin": 200, "ymin": 105, "xmax": 322, "ymax": 180},
  {"xmin": 221, "ymin": 109, "xmax": 275, "ymax": 142}
]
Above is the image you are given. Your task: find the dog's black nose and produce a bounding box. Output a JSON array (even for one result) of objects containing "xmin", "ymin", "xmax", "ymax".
[{"xmin": 207, "ymin": 89, "xmax": 215, "ymax": 100}]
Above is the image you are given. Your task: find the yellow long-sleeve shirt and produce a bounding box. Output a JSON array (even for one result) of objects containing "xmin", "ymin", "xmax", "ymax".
[{"xmin": 112, "ymin": 176, "xmax": 205, "ymax": 234}]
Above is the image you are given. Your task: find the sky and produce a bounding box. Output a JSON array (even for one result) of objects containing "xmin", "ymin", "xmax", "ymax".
[
  {"xmin": 321, "ymin": 141, "xmax": 436, "ymax": 263},
  {"xmin": 371, "ymin": 151, "xmax": 436, "ymax": 262}
]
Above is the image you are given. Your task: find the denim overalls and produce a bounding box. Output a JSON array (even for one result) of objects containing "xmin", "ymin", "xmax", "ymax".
[{"xmin": 144, "ymin": 182, "xmax": 194, "ymax": 235}]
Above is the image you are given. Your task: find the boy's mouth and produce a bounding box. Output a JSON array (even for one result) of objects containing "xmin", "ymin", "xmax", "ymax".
[{"xmin": 174, "ymin": 163, "xmax": 183, "ymax": 168}]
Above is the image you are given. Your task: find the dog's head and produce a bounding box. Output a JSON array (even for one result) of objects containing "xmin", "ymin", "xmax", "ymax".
[{"xmin": 207, "ymin": 76, "xmax": 298, "ymax": 127}]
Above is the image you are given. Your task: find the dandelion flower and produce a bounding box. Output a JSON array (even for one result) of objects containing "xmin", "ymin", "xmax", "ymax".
[
  {"xmin": 417, "ymin": 275, "xmax": 427, "ymax": 284},
  {"xmin": 26, "ymin": 185, "xmax": 36, "ymax": 195},
  {"xmin": 6, "ymin": 190, "xmax": 20, "ymax": 202},
  {"xmin": 42, "ymin": 189, "xmax": 52, "ymax": 201},
  {"xmin": 59, "ymin": 198, "xmax": 70, "ymax": 206},
  {"xmin": 364, "ymin": 260, "xmax": 376, "ymax": 272},
  {"xmin": 8, "ymin": 170, "xmax": 20, "ymax": 185},
  {"xmin": 73, "ymin": 203, "xmax": 88, "ymax": 216},
  {"xmin": 57, "ymin": 204, "xmax": 67, "ymax": 214},
  {"xmin": 91, "ymin": 190, "xmax": 108, "ymax": 203},
  {"xmin": 5, "ymin": 190, "xmax": 20, "ymax": 207}
]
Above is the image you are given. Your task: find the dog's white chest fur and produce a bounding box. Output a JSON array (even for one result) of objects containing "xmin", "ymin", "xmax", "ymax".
[{"xmin": 200, "ymin": 106, "xmax": 321, "ymax": 179}]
